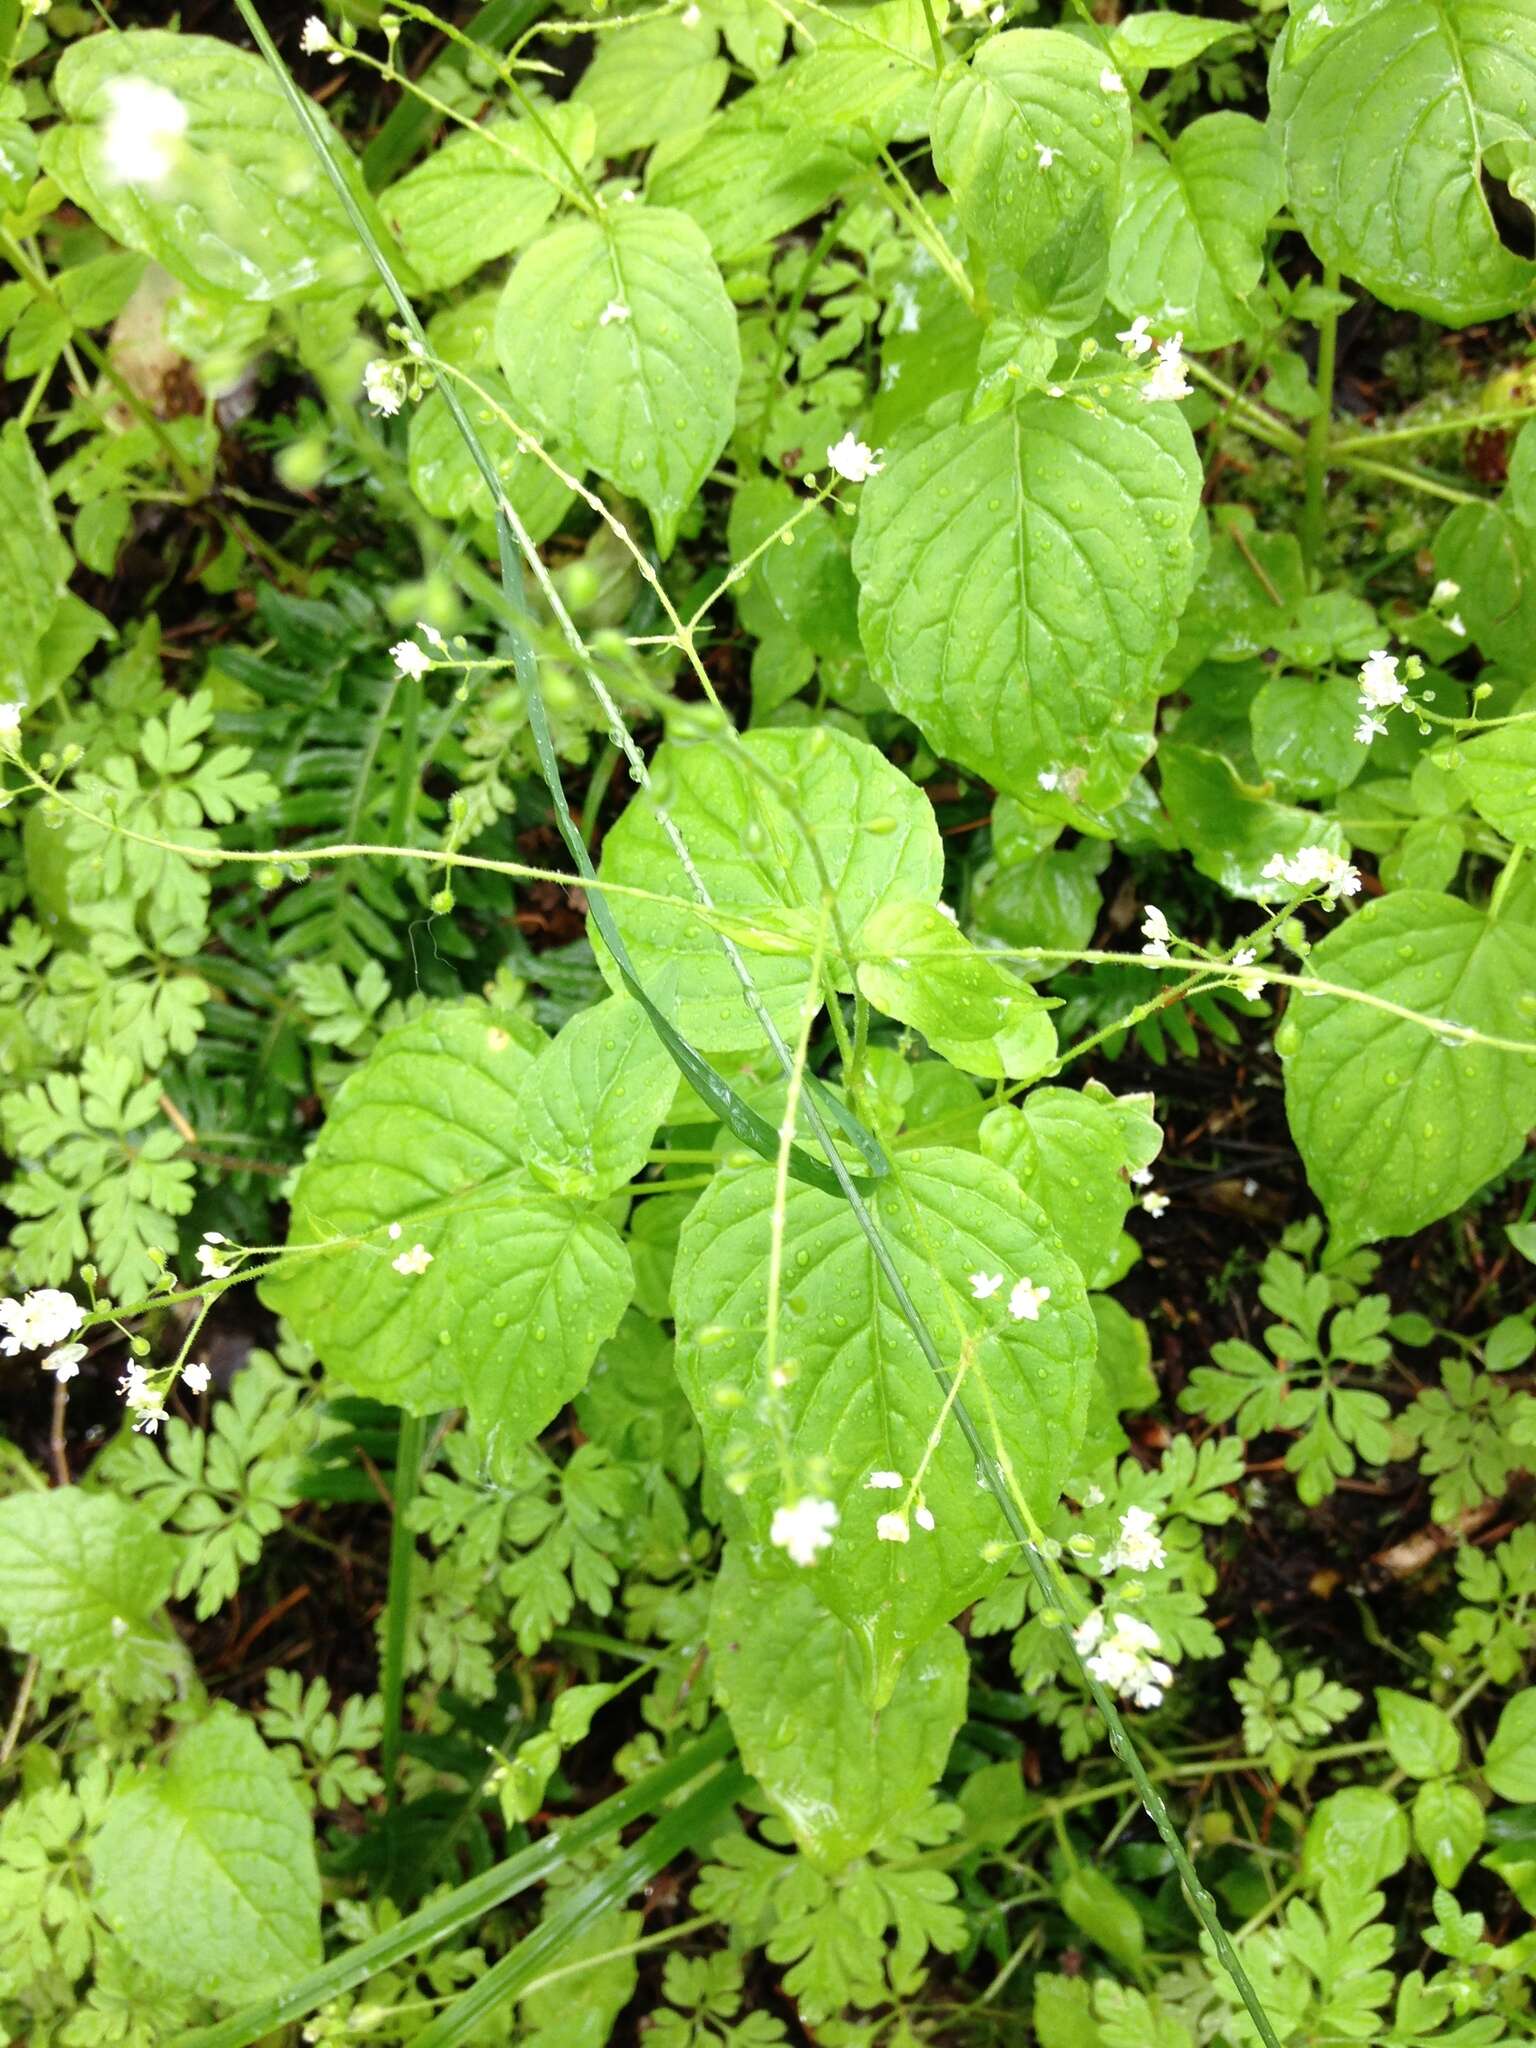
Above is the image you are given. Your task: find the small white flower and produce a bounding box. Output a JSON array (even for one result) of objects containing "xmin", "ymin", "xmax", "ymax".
[
  {"xmin": 300, "ymin": 15, "xmax": 342, "ymax": 60},
  {"xmin": 391, "ymin": 640, "xmax": 431, "ymax": 680},
  {"xmin": 1141, "ymin": 1191, "xmax": 1170, "ymax": 1218},
  {"xmin": 0, "ymin": 1288, "xmax": 85, "ymax": 1357},
  {"xmin": 393, "ymin": 1243, "xmax": 433, "ymax": 1276},
  {"xmin": 1431, "ymin": 578, "xmax": 1460, "ymax": 606},
  {"xmin": 1140, "ymin": 904, "xmax": 1172, "ymax": 962},
  {"xmin": 1446, "ymin": 613, "xmax": 1466, "ymax": 637},
  {"xmin": 418, "ymin": 621, "xmax": 448, "ymax": 653},
  {"xmin": 1102, "ymin": 1504, "xmax": 1166, "ymax": 1573},
  {"xmin": 1354, "ymin": 712, "xmax": 1388, "ymax": 746},
  {"xmin": 1141, "ymin": 332, "xmax": 1191, "ymax": 403},
  {"xmin": 914, "ymin": 1504, "xmax": 936, "ymax": 1531},
  {"xmin": 1261, "ymin": 845, "xmax": 1361, "ymax": 903},
  {"xmin": 599, "ymin": 298, "xmax": 631, "ymax": 327},
  {"xmin": 1099, "ymin": 66, "xmax": 1126, "ymax": 93},
  {"xmin": 1116, "ymin": 315, "xmax": 1153, "ymax": 358},
  {"xmin": 969, "ymin": 1271, "xmax": 1006, "ymax": 1300},
  {"xmin": 681, "ymin": 1, "xmax": 702, "ymax": 20},
  {"xmin": 100, "ymin": 77, "xmax": 188, "ymax": 190},
  {"xmin": 826, "ymin": 431, "xmax": 884, "ymax": 484},
  {"xmin": 771, "ymin": 1495, "xmax": 838, "ymax": 1566},
  {"xmin": 1231, "ymin": 947, "xmax": 1256, "ymax": 969},
  {"xmin": 1357, "ymin": 648, "xmax": 1405, "ymax": 710},
  {"xmin": 866, "ymin": 1470, "xmax": 903, "ymax": 1489},
  {"xmin": 387, "ymin": 1221, "xmax": 403, "ymax": 1240},
  {"xmin": 43, "ymin": 1343, "xmax": 85, "ymax": 1383},
  {"xmin": 196, "ymin": 1241, "xmax": 232, "ymax": 1280},
  {"xmin": 182, "ymin": 1361, "xmax": 212, "ymax": 1396},
  {"xmin": 1082, "ymin": 1483, "xmax": 1106, "ymax": 1508},
  {"xmin": 876, "ymin": 1511, "xmax": 910, "ymax": 1544},
  {"xmin": 1034, "ymin": 141, "xmax": 1057, "ymax": 170},
  {"xmin": 1037, "ymin": 767, "xmax": 1062, "ymax": 791},
  {"xmin": 935, "ymin": 901, "xmax": 959, "ymax": 924},
  {"xmin": 118, "ymin": 1362, "xmax": 169, "ymax": 1435},
  {"xmin": 1130, "ymin": 1165, "xmax": 1154, "ymax": 1187},
  {"xmin": 0, "ymin": 702, "xmax": 20, "ymax": 747},
  {"xmin": 364, "ymin": 359, "xmax": 408, "ymax": 417},
  {"xmin": 1008, "ymin": 1276, "xmax": 1051, "ymax": 1322}
]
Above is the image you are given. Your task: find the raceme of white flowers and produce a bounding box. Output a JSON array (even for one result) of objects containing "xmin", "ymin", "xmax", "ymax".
[
  {"xmin": 118, "ymin": 1361, "xmax": 170, "ymax": 1435},
  {"xmin": 1072, "ymin": 1608, "xmax": 1174, "ymax": 1709},
  {"xmin": 1261, "ymin": 844, "xmax": 1362, "ymax": 903},
  {"xmin": 0, "ymin": 1287, "xmax": 85, "ymax": 1357},
  {"xmin": 769, "ymin": 1495, "xmax": 839, "ymax": 1567},
  {"xmin": 99, "ymin": 77, "xmax": 188, "ymax": 191}
]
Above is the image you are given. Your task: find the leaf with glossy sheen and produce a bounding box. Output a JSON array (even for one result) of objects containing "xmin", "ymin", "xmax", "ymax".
[
  {"xmin": 1375, "ymin": 1687, "xmax": 1461, "ymax": 1780},
  {"xmin": 932, "ymin": 31, "xmax": 1132, "ymax": 330},
  {"xmin": 1443, "ymin": 722, "xmax": 1536, "ymax": 845},
  {"xmin": 673, "ymin": 1148, "xmax": 1094, "ymax": 1701},
  {"xmin": 407, "ymin": 377, "xmax": 575, "ymax": 541},
  {"xmin": 1272, "ymin": 0, "xmax": 1536, "ymax": 325},
  {"xmin": 265, "ymin": 1004, "xmax": 632, "ymax": 1457},
  {"xmin": 574, "ymin": 18, "xmax": 728, "ymax": 155},
  {"xmin": 381, "ymin": 105, "xmax": 595, "ymax": 293},
  {"xmin": 980, "ymin": 1085, "xmax": 1160, "ymax": 1291},
  {"xmin": 93, "ymin": 1705, "xmax": 321, "ymax": 2007},
  {"xmin": 1279, "ymin": 892, "xmax": 1536, "ymax": 1246},
  {"xmin": 43, "ymin": 30, "xmax": 371, "ymax": 303},
  {"xmin": 1483, "ymin": 1688, "xmax": 1536, "ymax": 1801},
  {"xmin": 1108, "ymin": 114, "xmax": 1283, "ymax": 350},
  {"xmin": 516, "ymin": 994, "xmax": 678, "ymax": 1199},
  {"xmin": 0, "ymin": 419, "xmax": 70, "ymax": 703},
  {"xmin": 1412, "ymin": 1778, "xmax": 1484, "ymax": 1888},
  {"xmin": 595, "ymin": 726, "xmax": 943, "ymax": 1052},
  {"xmin": 857, "ymin": 900, "xmax": 1056, "ymax": 1081},
  {"xmin": 0, "ymin": 1489, "xmax": 176, "ymax": 1678},
  {"xmin": 495, "ymin": 205, "xmax": 738, "ymax": 554},
  {"xmin": 1160, "ymin": 740, "xmax": 1352, "ymax": 902},
  {"xmin": 853, "ymin": 388, "xmax": 1200, "ymax": 799},
  {"xmin": 709, "ymin": 1543, "xmax": 967, "ymax": 1867}
]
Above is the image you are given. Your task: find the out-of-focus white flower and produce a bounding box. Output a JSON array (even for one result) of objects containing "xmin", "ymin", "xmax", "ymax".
[
  {"xmin": 1140, "ymin": 904, "xmax": 1172, "ymax": 962},
  {"xmin": 43, "ymin": 1344, "xmax": 85, "ymax": 1383},
  {"xmin": 1446, "ymin": 613, "xmax": 1466, "ymax": 637},
  {"xmin": 0, "ymin": 703, "xmax": 20, "ymax": 748},
  {"xmin": 1072, "ymin": 1607, "xmax": 1173, "ymax": 1707},
  {"xmin": 1141, "ymin": 1190, "xmax": 1170, "ymax": 1218},
  {"xmin": 866, "ymin": 1470, "xmax": 903, "ymax": 1489},
  {"xmin": 1009, "ymin": 1276, "xmax": 1051, "ymax": 1322},
  {"xmin": 182, "ymin": 1361, "xmax": 212, "ymax": 1395},
  {"xmin": 1099, "ymin": 66, "xmax": 1126, "ymax": 94},
  {"xmin": 392, "ymin": 1243, "xmax": 433, "ymax": 1276},
  {"xmin": 827, "ymin": 432, "xmax": 884, "ymax": 483},
  {"xmin": 391, "ymin": 640, "xmax": 431, "ymax": 680},
  {"xmin": 599, "ymin": 299, "xmax": 631, "ymax": 327},
  {"xmin": 1141, "ymin": 332, "xmax": 1191, "ymax": 403},
  {"xmin": 771, "ymin": 1495, "xmax": 838, "ymax": 1565},
  {"xmin": 1102, "ymin": 1504, "xmax": 1166, "ymax": 1573},
  {"xmin": 364, "ymin": 359, "xmax": 408, "ymax": 418},
  {"xmin": 877, "ymin": 1510, "xmax": 910, "ymax": 1543},
  {"xmin": 1116, "ymin": 315, "xmax": 1153, "ymax": 358},
  {"xmin": 1034, "ymin": 141, "xmax": 1057, "ymax": 170},
  {"xmin": 969, "ymin": 1271, "xmax": 1005, "ymax": 1300},
  {"xmin": 1261, "ymin": 845, "xmax": 1361, "ymax": 903},
  {"xmin": 914, "ymin": 1504, "xmax": 935, "ymax": 1531},
  {"xmin": 0, "ymin": 1288, "xmax": 85, "ymax": 1357},
  {"xmin": 1431, "ymin": 578, "xmax": 1460, "ymax": 606},
  {"xmin": 100, "ymin": 77, "xmax": 188, "ymax": 190}
]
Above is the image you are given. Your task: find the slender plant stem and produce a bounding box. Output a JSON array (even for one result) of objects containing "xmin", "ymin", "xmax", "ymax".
[
  {"xmin": 380, "ymin": 1409, "xmax": 427, "ymax": 1805},
  {"xmin": 1331, "ymin": 400, "xmax": 1536, "ymax": 452},
  {"xmin": 1302, "ymin": 264, "xmax": 1340, "ymax": 577}
]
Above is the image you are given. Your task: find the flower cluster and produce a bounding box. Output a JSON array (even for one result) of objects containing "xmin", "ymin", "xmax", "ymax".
[
  {"xmin": 969, "ymin": 1271, "xmax": 1051, "ymax": 1321},
  {"xmin": 118, "ymin": 1362, "xmax": 170, "ymax": 1436},
  {"xmin": 1100, "ymin": 1504, "xmax": 1166, "ymax": 1574},
  {"xmin": 1, "ymin": 1287, "xmax": 85, "ymax": 1357},
  {"xmin": 1261, "ymin": 844, "xmax": 1361, "ymax": 903},
  {"xmin": 1115, "ymin": 319, "xmax": 1191, "ymax": 401},
  {"xmin": 770, "ymin": 1495, "xmax": 838, "ymax": 1567},
  {"xmin": 364, "ymin": 360, "xmax": 410, "ymax": 418},
  {"xmin": 300, "ymin": 16, "xmax": 345, "ymax": 64},
  {"xmin": 1072, "ymin": 1607, "xmax": 1173, "ymax": 1708}
]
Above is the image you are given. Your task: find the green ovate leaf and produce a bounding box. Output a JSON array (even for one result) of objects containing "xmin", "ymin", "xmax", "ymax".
[
  {"xmin": 673, "ymin": 1148, "xmax": 1094, "ymax": 1702},
  {"xmin": 856, "ymin": 900, "xmax": 1057, "ymax": 1081},
  {"xmin": 1278, "ymin": 892, "xmax": 1536, "ymax": 1246},
  {"xmin": 574, "ymin": 18, "xmax": 729, "ymax": 154},
  {"xmin": 1375, "ymin": 1687, "xmax": 1461, "ymax": 1780},
  {"xmin": 932, "ymin": 30, "xmax": 1132, "ymax": 330},
  {"xmin": 1483, "ymin": 1689, "xmax": 1536, "ymax": 1801},
  {"xmin": 1060, "ymin": 1865, "xmax": 1145, "ymax": 1968},
  {"xmin": 43, "ymin": 30, "xmax": 371, "ymax": 303},
  {"xmin": 1301, "ymin": 1785, "xmax": 1409, "ymax": 1893},
  {"xmin": 1272, "ymin": 0, "xmax": 1536, "ymax": 325},
  {"xmin": 1108, "ymin": 114, "xmax": 1283, "ymax": 350},
  {"xmin": 853, "ymin": 388, "xmax": 1200, "ymax": 799},
  {"xmin": 980, "ymin": 1084, "xmax": 1160, "ymax": 1290},
  {"xmin": 381, "ymin": 105, "xmax": 595, "ymax": 293},
  {"xmin": 709, "ymin": 1543, "xmax": 967, "ymax": 1868},
  {"xmin": 595, "ymin": 726, "xmax": 942, "ymax": 1052},
  {"xmin": 495, "ymin": 204, "xmax": 739, "ymax": 554},
  {"xmin": 1444, "ymin": 722, "xmax": 1536, "ymax": 845},
  {"xmin": 264, "ymin": 1005, "xmax": 632, "ymax": 1458},
  {"xmin": 1412, "ymin": 1778, "xmax": 1484, "ymax": 1889},
  {"xmin": 1110, "ymin": 11, "xmax": 1243, "ymax": 73},
  {"xmin": 0, "ymin": 1488, "xmax": 176, "ymax": 1678},
  {"xmin": 515, "ymin": 993, "xmax": 678, "ymax": 1199},
  {"xmin": 93, "ymin": 1704, "xmax": 321, "ymax": 2007}
]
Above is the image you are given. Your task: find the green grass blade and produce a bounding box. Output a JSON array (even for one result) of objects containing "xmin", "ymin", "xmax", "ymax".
[
  {"xmin": 171, "ymin": 1717, "xmax": 736, "ymax": 2048},
  {"xmin": 413, "ymin": 1762, "xmax": 747, "ymax": 2046}
]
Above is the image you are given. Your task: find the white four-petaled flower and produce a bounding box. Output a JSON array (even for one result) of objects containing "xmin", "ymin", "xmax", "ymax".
[
  {"xmin": 391, "ymin": 640, "xmax": 432, "ymax": 680},
  {"xmin": 1141, "ymin": 1190, "xmax": 1170, "ymax": 1218},
  {"xmin": 99, "ymin": 77, "xmax": 188, "ymax": 190},
  {"xmin": 196, "ymin": 1238, "xmax": 232, "ymax": 1280},
  {"xmin": 1008, "ymin": 1276, "xmax": 1051, "ymax": 1322},
  {"xmin": 393, "ymin": 1243, "xmax": 433, "ymax": 1276},
  {"xmin": 182, "ymin": 1361, "xmax": 212, "ymax": 1395},
  {"xmin": 771, "ymin": 1495, "xmax": 838, "ymax": 1566},
  {"xmin": 1116, "ymin": 315, "xmax": 1153, "ymax": 358},
  {"xmin": 827, "ymin": 432, "xmax": 884, "ymax": 484},
  {"xmin": 969, "ymin": 1271, "xmax": 1005, "ymax": 1300}
]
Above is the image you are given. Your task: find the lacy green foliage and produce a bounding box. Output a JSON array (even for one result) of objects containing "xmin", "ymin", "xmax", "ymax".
[{"xmin": 3, "ymin": 1, "xmax": 1536, "ymax": 2043}]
